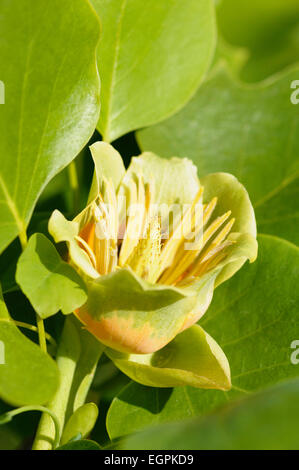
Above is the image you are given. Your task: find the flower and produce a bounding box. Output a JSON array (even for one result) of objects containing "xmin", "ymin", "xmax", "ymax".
[{"xmin": 49, "ymin": 142, "xmax": 257, "ymax": 390}]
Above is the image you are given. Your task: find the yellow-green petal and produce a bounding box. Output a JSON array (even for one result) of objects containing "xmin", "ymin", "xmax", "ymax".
[
  {"xmin": 200, "ymin": 172, "xmax": 257, "ymax": 286},
  {"xmin": 88, "ymin": 142, "xmax": 125, "ymax": 203},
  {"xmin": 106, "ymin": 324, "xmax": 231, "ymax": 390},
  {"xmin": 75, "ymin": 267, "xmax": 218, "ymax": 355},
  {"xmin": 119, "ymin": 152, "xmax": 200, "ymax": 207}
]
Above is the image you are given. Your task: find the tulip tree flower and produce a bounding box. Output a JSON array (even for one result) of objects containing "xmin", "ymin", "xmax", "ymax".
[{"xmin": 49, "ymin": 142, "xmax": 257, "ymax": 391}]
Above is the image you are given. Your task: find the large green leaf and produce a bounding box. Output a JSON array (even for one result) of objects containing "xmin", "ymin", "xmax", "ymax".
[
  {"xmin": 107, "ymin": 235, "xmax": 299, "ymax": 438},
  {"xmin": 217, "ymin": 0, "xmax": 299, "ymax": 82},
  {"xmin": 91, "ymin": 0, "xmax": 216, "ymax": 141},
  {"xmin": 0, "ymin": 0, "xmax": 100, "ymax": 254},
  {"xmin": 120, "ymin": 378, "xmax": 299, "ymax": 450},
  {"xmin": 0, "ymin": 288, "xmax": 59, "ymax": 406},
  {"xmin": 16, "ymin": 234, "xmax": 87, "ymax": 319},
  {"xmin": 138, "ymin": 66, "xmax": 299, "ymax": 245}
]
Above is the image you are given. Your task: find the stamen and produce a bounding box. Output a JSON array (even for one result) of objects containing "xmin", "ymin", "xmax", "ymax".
[
  {"xmin": 119, "ymin": 175, "xmax": 149, "ymax": 266},
  {"xmin": 102, "ymin": 177, "xmax": 118, "ymax": 243},
  {"xmin": 94, "ymin": 206, "xmax": 110, "ymax": 275},
  {"xmin": 191, "ymin": 239, "xmax": 235, "ymax": 277},
  {"xmin": 118, "ymin": 178, "xmax": 138, "ymax": 266},
  {"xmin": 155, "ymin": 187, "xmax": 204, "ymax": 280},
  {"xmin": 127, "ymin": 216, "xmax": 161, "ymax": 282},
  {"xmin": 108, "ymin": 243, "xmax": 118, "ymax": 272},
  {"xmin": 202, "ymin": 211, "xmax": 232, "ymax": 245},
  {"xmin": 159, "ymin": 193, "xmax": 216, "ymax": 285},
  {"xmin": 186, "ymin": 213, "xmax": 233, "ymax": 278},
  {"xmin": 75, "ymin": 235, "xmax": 97, "ymax": 269}
]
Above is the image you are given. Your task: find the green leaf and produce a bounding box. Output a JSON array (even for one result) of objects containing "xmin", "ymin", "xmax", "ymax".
[
  {"xmin": 107, "ymin": 235, "xmax": 299, "ymax": 438},
  {"xmin": 137, "ymin": 66, "xmax": 299, "ymax": 245},
  {"xmin": 0, "ymin": 0, "xmax": 100, "ymax": 254},
  {"xmin": 217, "ymin": 0, "xmax": 299, "ymax": 82},
  {"xmin": 91, "ymin": 0, "xmax": 216, "ymax": 141},
  {"xmin": 61, "ymin": 403, "xmax": 98, "ymax": 445},
  {"xmin": 120, "ymin": 378, "xmax": 299, "ymax": 450},
  {"xmin": 15, "ymin": 233, "xmax": 87, "ymax": 319},
  {"xmin": 106, "ymin": 324, "xmax": 230, "ymax": 390},
  {"xmin": 0, "ymin": 287, "xmax": 59, "ymax": 406},
  {"xmin": 57, "ymin": 439, "xmax": 101, "ymax": 450},
  {"xmin": 107, "ymin": 383, "xmax": 205, "ymax": 440}
]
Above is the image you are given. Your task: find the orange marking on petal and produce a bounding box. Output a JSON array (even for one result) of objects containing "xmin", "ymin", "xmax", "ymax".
[
  {"xmin": 79, "ymin": 221, "xmax": 95, "ymax": 250},
  {"xmin": 75, "ymin": 308, "xmax": 172, "ymax": 354}
]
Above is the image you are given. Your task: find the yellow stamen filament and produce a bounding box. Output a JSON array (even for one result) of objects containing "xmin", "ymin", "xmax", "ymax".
[
  {"xmin": 75, "ymin": 235, "xmax": 97, "ymax": 269},
  {"xmin": 155, "ymin": 187, "xmax": 204, "ymax": 280},
  {"xmin": 185, "ymin": 212, "xmax": 233, "ymax": 279},
  {"xmin": 191, "ymin": 239, "xmax": 235, "ymax": 278},
  {"xmin": 93, "ymin": 203, "xmax": 110, "ymax": 275},
  {"xmin": 200, "ymin": 218, "xmax": 235, "ymax": 262},
  {"xmin": 102, "ymin": 178, "xmax": 119, "ymax": 272},
  {"xmin": 159, "ymin": 197, "xmax": 218, "ymax": 285},
  {"xmin": 118, "ymin": 178, "xmax": 140, "ymax": 266}
]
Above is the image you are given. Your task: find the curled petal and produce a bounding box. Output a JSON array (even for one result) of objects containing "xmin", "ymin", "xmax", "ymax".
[{"xmin": 106, "ymin": 324, "xmax": 231, "ymax": 390}]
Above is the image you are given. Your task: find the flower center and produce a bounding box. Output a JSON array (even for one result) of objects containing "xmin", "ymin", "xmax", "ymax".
[{"xmin": 77, "ymin": 176, "xmax": 235, "ymax": 285}]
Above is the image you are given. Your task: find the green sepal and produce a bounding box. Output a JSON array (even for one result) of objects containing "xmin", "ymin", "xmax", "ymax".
[
  {"xmin": 16, "ymin": 233, "xmax": 87, "ymax": 318},
  {"xmin": 61, "ymin": 403, "xmax": 98, "ymax": 445}
]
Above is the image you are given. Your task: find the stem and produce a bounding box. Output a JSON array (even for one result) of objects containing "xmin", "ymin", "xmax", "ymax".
[
  {"xmin": 36, "ymin": 315, "xmax": 47, "ymax": 352},
  {"xmin": 0, "ymin": 406, "xmax": 60, "ymax": 449},
  {"xmin": 66, "ymin": 318, "xmax": 104, "ymax": 415},
  {"xmin": 67, "ymin": 160, "xmax": 79, "ymax": 214},
  {"xmin": 32, "ymin": 318, "xmax": 80, "ymax": 450},
  {"xmin": 0, "ymin": 319, "xmax": 56, "ymax": 348},
  {"xmin": 18, "ymin": 229, "xmax": 28, "ymax": 251},
  {"xmin": 32, "ymin": 317, "xmax": 103, "ymax": 450}
]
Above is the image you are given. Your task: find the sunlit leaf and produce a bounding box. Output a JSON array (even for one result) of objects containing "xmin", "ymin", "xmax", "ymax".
[
  {"xmin": 0, "ymin": 287, "xmax": 59, "ymax": 406},
  {"xmin": 91, "ymin": 0, "xmax": 216, "ymax": 141},
  {"xmin": 0, "ymin": 0, "xmax": 100, "ymax": 254}
]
